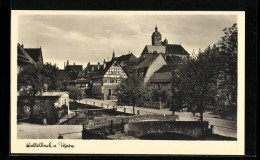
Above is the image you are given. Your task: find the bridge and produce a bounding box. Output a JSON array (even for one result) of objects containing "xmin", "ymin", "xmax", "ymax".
[{"xmin": 124, "ymin": 120, "xmax": 211, "ymax": 139}]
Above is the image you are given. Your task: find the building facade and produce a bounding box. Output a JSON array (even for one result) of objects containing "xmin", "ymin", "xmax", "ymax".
[{"xmin": 85, "ymin": 54, "xmax": 128, "ymax": 100}]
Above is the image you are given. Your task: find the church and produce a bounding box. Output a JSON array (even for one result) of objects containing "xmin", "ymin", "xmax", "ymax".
[{"xmin": 141, "ymin": 26, "xmax": 190, "ymax": 59}]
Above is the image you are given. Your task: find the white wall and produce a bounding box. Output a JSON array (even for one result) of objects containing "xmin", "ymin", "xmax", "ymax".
[{"xmin": 144, "ymin": 55, "xmax": 167, "ymax": 83}]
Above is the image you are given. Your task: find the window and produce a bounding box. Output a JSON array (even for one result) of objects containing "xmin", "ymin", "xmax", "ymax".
[{"xmin": 108, "ymin": 89, "xmax": 112, "ymax": 96}]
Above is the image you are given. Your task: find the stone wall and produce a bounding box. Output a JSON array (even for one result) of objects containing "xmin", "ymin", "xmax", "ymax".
[
  {"xmin": 124, "ymin": 121, "xmax": 209, "ymax": 139},
  {"xmin": 143, "ymin": 101, "xmax": 168, "ymax": 109}
]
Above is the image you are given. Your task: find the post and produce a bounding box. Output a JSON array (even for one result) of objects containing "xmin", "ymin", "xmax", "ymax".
[
  {"xmin": 82, "ymin": 123, "xmax": 85, "ymax": 139},
  {"xmin": 121, "ymin": 119, "xmax": 124, "ymax": 133},
  {"xmin": 43, "ymin": 118, "xmax": 47, "ymax": 125},
  {"xmin": 110, "ymin": 120, "xmax": 114, "ymax": 134},
  {"xmin": 58, "ymin": 134, "xmax": 63, "ymax": 139},
  {"xmin": 124, "ymin": 108, "xmax": 126, "ymax": 113},
  {"xmin": 210, "ymin": 125, "xmax": 214, "ymax": 135}
]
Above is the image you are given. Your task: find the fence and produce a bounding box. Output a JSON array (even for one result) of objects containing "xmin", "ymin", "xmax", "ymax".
[{"xmin": 84, "ymin": 100, "xmax": 159, "ymax": 115}]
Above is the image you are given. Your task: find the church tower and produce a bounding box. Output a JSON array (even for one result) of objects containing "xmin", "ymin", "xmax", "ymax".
[{"xmin": 151, "ymin": 25, "xmax": 162, "ymax": 46}]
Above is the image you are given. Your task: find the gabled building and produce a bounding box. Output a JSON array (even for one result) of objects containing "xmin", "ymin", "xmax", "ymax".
[
  {"xmin": 133, "ymin": 53, "xmax": 167, "ymax": 83},
  {"xmin": 17, "ymin": 91, "xmax": 70, "ymax": 124},
  {"xmin": 17, "ymin": 43, "xmax": 44, "ymax": 73},
  {"xmin": 149, "ymin": 65, "xmax": 175, "ymax": 93},
  {"xmin": 113, "ymin": 52, "xmax": 138, "ymax": 75},
  {"xmin": 84, "ymin": 54, "xmax": 128, "ymax": 100},
  {"xmin": 141, "ymin": 26, "xmax": 190, "ymax": 59}
]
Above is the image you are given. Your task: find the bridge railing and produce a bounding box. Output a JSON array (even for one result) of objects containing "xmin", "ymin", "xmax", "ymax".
[{"xmin": 84, "ymin": 100, "xmax": 160, "ymax": 115}]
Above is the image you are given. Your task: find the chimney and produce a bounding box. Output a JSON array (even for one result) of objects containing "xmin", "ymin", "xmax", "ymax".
[
  {"xmin": 67, "ymin": 60, "xmax": 69, "ymax": 65},
  {"xmin": 64, "ymin": 62, "xmax": 65, "ymax": 68},
  {"xmin": 74, "ymin": 62, "xmax": 75, "ymax": 65},
  {"xmin": 103, "ymin": 59, "xmax": 106, "ymax": 69},
  {"xmin": 98, "ymin": 62, "xmax": 100, "ymax": 69}
]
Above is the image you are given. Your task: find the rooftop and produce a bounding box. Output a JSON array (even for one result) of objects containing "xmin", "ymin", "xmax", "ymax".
[{"xmin": 35, "ymin": 91, "xmax": 69, "ymax": 97}]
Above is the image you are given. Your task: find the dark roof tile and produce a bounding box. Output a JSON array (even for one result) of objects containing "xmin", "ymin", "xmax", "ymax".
[
  {"xmin": 24, "ymin": 48, "xmax": 42, "ymax": 63},
  {"xmin": 166, "ymin": 44, "xmax": 189, "ymax": 55}
]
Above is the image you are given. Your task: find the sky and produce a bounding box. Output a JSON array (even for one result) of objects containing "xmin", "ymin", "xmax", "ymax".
[{"xmin": 18, "ymin": 14, "xmax": 237, "ymax": 69}]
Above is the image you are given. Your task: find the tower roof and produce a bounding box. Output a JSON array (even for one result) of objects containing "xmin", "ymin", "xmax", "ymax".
[{"xmin": 152, "ymin": 25, "xmax": 161, "ymax": 36}]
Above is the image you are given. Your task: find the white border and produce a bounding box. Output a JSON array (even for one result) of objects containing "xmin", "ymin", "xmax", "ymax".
[{"xmin": 11, "ymin": 11, "xmax": 245, "ymax": 155}]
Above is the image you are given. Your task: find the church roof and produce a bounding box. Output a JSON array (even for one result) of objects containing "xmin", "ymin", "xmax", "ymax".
[
  {"xmin": 142, "ymin": 45, "xmax": 166, "ymax": 54},
  {"xmin": 141, "ymin": 44, "xmax": 189, "ymax": 56},
  {"xmin": 166, "ymin": 44, "xmax": 189, "ymax": 55}
]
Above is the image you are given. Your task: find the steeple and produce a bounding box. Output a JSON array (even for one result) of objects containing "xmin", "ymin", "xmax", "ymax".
[
  {"xmin": 151, "ymin": 25, "xmax": 162, "ymax": 46},
  {"xmin": 112, "ymin": 49, "xmax": 115, "ymax": 58}
]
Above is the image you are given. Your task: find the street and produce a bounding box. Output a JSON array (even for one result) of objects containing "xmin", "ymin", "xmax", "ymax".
[{"xmin": 82, "ymin": 98, "xmax": 237, "ymax": 138}]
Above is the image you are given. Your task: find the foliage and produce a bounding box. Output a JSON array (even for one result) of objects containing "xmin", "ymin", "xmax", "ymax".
[
  {"xmin": 67, "ymin": 87, "xmax": 83, "ymax": 102},
  {"xmin": 151, "ymin": 90, "xmax": 168, "ymax": 103},
  {"xmin": 18, "ymin": 64, "xmax": 58, "ymax": 96},
  {"xmin": 114, "ymin": 74, "xmax": 150, "ymax": 114},
  {"xmin": 172, "ymin": 23, "xmax": 238, "ymax": 121},
  {"xmin": 55, "ymin": 70, "xmax": 71, "ymax": 91},
  {"xmin": 18, "ymin": 64, "xmax": 58, "ymax": 118}
]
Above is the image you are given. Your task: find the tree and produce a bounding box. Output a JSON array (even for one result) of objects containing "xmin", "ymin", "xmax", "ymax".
[
  {"xmin": 172, "ymin": 23, "xmax": 238, "ymax": 120},
  {"xmin": 18, "ymin": 64, "xmax": 58, "ymax": 118},
  {"xmin": 67, "ymin": 87, "xmax": 83, "ymax": 103},
  {"xmin": 173, "ymin": 50, "xmax": 222, "ymax": 121},
  {"xmin": 114, "ymin": 74, "xmax": 150, "ymax": 115},
  {"xmin": 216, "ymin": 23, "xmax": 238, "ymax": 111}
]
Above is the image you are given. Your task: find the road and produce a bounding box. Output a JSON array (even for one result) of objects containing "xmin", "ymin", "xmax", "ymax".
[{"xmin": 82, "ymin": 98, "xmax": 237, "ymax": 138}]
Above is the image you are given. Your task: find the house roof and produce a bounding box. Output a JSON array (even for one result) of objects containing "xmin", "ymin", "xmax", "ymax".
[
  {"xmin": 65, "ymin": 65, "xmax": 83, "ymax": 72},
  {"xmin": 166, "ymin": 44, "xmax": 189, "ymax": 55},
  {"xmin": 17, "ymin": 43, "xmax": 36, "ymax": 65},
  {"xmin": 165, "ymin": 55, "xmax": 184, "ymax": 65},
  {"xmin": 155, "ymin": 65, "xmax": 176, "ymax": 73},
  {"xmin": 134, "ymin": 54, "xmax": 160, "ymax": 69},
  {"xmin": 149, "ymin": 72, "xmax": 172, "ymax": 83},
  {"xmin": 115, "ymin": 53, "xmax": 137, "ymax": 62},
  {"xmin": 149, "ymin": 65, "xmax": 181, "ymax": 83},
  {"xmin": 84, "ymin": 59, "xmax": 117, "ymax": 79},
  {"xmin": 24, "ymin": 48, "xmax": 42, "ymax": 63},
  {"xmin": 35, "ymin": 91, "xmax": 68, "ymax": 97}
]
